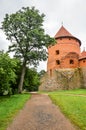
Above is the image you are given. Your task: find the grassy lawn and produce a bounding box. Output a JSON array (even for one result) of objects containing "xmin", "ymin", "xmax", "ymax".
[
  {"xmin": 49, "ymin": 89, "xmax": 86, "ymax": 130},
  {"xmin": 0, "ymin": 93, "xmax": 31, "ymax": 130}
]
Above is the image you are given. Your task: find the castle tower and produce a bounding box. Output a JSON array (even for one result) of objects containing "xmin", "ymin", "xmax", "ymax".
[
  {"xmin": 47, "ymin": 26, "xmax": 81, "ymax": 72},
  {"xmin": 39, "ymin": 26, "xmax": 86, "ymax": 91}
]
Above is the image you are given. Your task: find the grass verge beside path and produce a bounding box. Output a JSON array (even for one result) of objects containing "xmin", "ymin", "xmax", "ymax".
[
  {"xmin": 48, "ymin": 89, "xmax": 86, "ymax": 130},
  {"xmin": 0, "ymin": 93, "xmax": 31, "ymax": 130}
]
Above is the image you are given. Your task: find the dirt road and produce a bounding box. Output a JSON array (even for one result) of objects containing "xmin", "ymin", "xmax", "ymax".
[{"xmin": 7, "ymin": 93, "xmax": 77, "ymax": 130}]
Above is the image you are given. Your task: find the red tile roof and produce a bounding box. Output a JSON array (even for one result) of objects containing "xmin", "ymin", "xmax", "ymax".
[{"xmin": 54, "ymin": 25, "xmax": 73, "ymax": 38}]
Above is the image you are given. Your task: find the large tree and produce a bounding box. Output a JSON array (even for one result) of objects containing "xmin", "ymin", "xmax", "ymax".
[{"xmin": 1, "ymin": 7, "xmax": 55, "ymax": 93}]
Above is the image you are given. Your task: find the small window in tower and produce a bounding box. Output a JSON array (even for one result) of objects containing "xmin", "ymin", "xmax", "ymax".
[
  {"xmin": 70, "ymin": 59, "xmax": 74, "ymax": 64},
  {"xmin": 56, "ymin": 60, "xmax": 60, "ymax": 65},
  {"xmin": 83, "ymin": 60, "xmax": 85, "ymax": 63},
  {"xmin": 56, "ymin": 50, "xmax": 59, "ymax": 55}
]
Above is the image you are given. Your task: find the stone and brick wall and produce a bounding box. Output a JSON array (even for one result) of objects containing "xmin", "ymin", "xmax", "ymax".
[
  {"xmin": 39, "ymin": 68, "xmax": 84, "ymax": 91},
  {"xmin": 80, "ymin": 68, "xmax": 86, "ymax": 88}
]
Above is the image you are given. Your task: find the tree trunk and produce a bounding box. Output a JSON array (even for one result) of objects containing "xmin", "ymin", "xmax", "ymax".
[{"xmin": 18, "ymin": 61, "xmax": 26, "ymax": 93}]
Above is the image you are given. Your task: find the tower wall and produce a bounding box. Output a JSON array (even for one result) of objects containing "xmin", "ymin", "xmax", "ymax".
[
  {"xmin": 47, "ymin": 37, "xmax": 80, "ymax": 71},
  {"xmin": 79, "ymin": 59, "xmax": 86, "ymax": 67}
]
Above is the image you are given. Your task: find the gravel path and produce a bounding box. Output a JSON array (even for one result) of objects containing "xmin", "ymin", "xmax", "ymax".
[{"xmin": 7, "ymin": 93, "xmax": 77, "ymax": 130}]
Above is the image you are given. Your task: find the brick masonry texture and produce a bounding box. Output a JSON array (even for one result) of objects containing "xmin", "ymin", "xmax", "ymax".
[{"xmin": 39, "ymin": 26, "xmax": 86, "ymax": 91}]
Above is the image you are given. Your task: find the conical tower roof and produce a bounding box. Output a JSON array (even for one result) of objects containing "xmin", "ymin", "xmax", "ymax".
[
  {"xmin": 55, "ymin": 25, "xmax": 73, "ymax": 38},
  {"xmin": 54, "ymin": 25, "xmax": 81, "ymax": 46}
]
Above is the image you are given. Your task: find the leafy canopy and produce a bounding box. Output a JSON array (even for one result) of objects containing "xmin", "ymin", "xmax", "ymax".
[{"xmin": 2, "ymin": 7, "xmax": 55, "ymax": 66}]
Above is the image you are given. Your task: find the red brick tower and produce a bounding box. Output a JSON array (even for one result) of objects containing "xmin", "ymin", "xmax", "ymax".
[
  {"xmin": 39, "ymin": 26, "xmax": 86, "ymax": 91},
  {"xmin": 47, "ymin": 26, "xmax": 81, "ymax": 72}
]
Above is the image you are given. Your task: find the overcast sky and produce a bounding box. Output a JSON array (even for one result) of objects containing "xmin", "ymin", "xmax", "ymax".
[{"xmin": 0, "ymin": 0, "xmax": 86, "ymax": 71}]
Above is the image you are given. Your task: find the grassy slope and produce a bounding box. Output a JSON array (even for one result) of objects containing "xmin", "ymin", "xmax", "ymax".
[
  {"xmin": 0, "ymin": 94, "xmax": 31, "ymax": 130},
  {"xmin": 49, "ymin": 89, "xmax": 86, "ymax": 130}
]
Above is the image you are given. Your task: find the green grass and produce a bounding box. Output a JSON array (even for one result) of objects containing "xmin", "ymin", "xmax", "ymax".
[
  {"xmin": 39, "ymin": 89, "xmax": 86, "ymax": 95},
  {"xmin": 49, "ymin": 89, "xmax": 86, "ymax": 130},
  {"xmin": 0, "ymin": 93, "xmax": 31, "ymax": 130}
]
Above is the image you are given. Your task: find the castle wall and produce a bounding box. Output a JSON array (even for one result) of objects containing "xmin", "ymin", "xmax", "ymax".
[{"xmin": 39, "ymin": 68, "xmax": 83, "ymax": 91}]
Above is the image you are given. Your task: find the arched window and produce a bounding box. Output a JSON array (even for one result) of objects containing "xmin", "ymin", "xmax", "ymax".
[{"xmin": 70, "ymin": 59, "xmax": 74, "ymax": 64}]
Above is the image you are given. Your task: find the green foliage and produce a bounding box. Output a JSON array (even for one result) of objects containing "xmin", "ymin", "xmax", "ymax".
[
  {"xmin": 9, "ymin": 58, "xmax": 22, "ymax": 94},
  {"xmin": 1, "ymin": 6, "xmax": 55, "ymax": 66},
  {"xmin": 0, "ymin": 51, "xmax": 40, "ymax": 94},
  {"xmin": 49, "ymin": 89, "xmax": 86, "ymax": 130},
  {"xmin": 24, "ymin": 68, "xmax": 40, "ymax": 91},
  {"xmin": 0, "ymin": 94, "xmax": 31, "ymax": 130},
  {"xmin": 1, "ymin": 6, "xmax": 55, "ymax": 93},
  {"xmin": 38, "ymin": 70, "xmax": 46, "ymax": 78},
  {"xmin": 0, "ymin": 51, "xmax": 17, "ymax": 95}
]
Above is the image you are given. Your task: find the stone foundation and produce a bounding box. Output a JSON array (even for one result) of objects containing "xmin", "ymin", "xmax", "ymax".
[
  {"xmin": 80, "ymin": 68, "xmax": 86, "ymax": 88},
  {"xmin": 39, "ymin": 68, "xmax": 85, "ymax": 91}
]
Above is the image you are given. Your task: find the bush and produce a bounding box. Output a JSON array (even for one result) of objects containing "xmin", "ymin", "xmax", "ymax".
[{"xmin": 0, "ymin": 51, "xmax": 17, "ymax": 95}]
